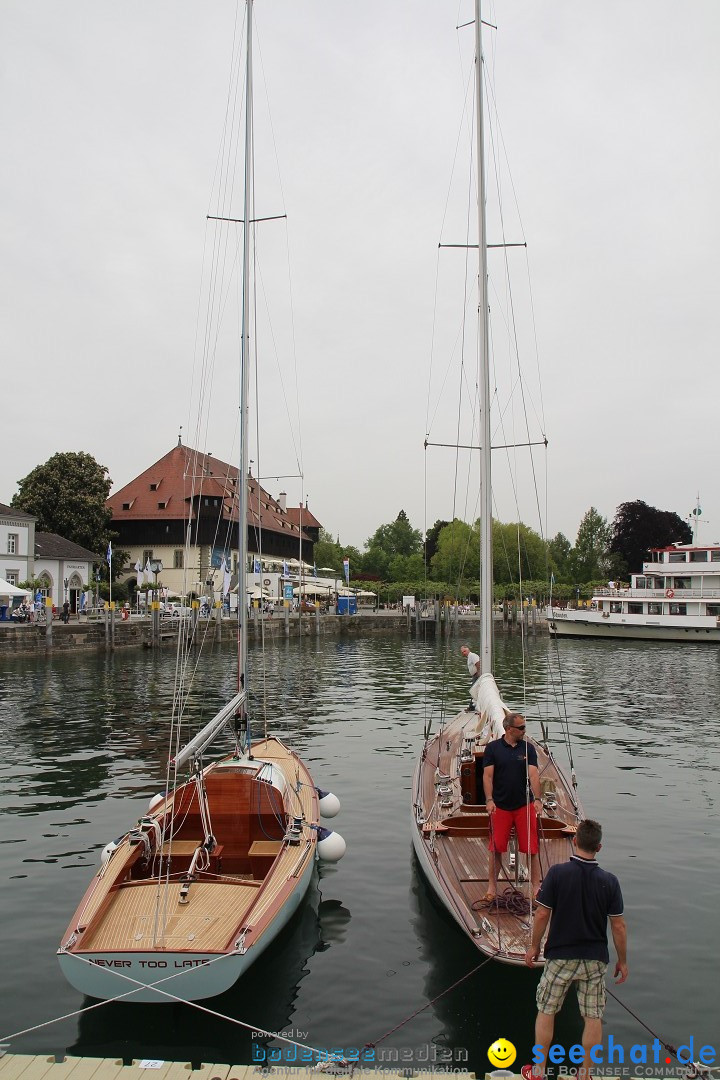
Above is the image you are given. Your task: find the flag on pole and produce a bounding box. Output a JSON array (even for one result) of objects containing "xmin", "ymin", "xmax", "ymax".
[
  {"xmin": 253, "ymin": 557, "xmax": 261, "ymax": 574},
  {"xmin": 343, "ymin": 557, "xmax": 350, "ymax": 585},
  {"xmin": 313, "ymin": 562, "xmax": 317, "ymax": 577},
  {"xmin": 106, "ymin": 542, "xmax": 112, "ymax": 566},
  {"xmin": 134, "ymin": 559, "xmax": 142, "ymax": 577},
  {"xmin": 144, "ymin": 558, "xmax": 151, "ymax": 584},
  {"xmin": 282, "ymin": 560, "xmax": 288, "ymax": 577},
  {"xmin": 223, "ymin": 557, "xmax": 231, "ymax": 600}
]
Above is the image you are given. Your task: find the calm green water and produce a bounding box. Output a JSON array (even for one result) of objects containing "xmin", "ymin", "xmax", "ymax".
[{"xmin": 0, "ymin": 632, "xmax": 718, "ymax": 1073}]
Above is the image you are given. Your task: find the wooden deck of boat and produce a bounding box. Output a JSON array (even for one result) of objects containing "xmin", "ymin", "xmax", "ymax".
[
  {"xmin": 0, "ymin": 1056, "xmax": 680, "ymax": 1080},
  {"xmin": 70, "ymin": 738, "xmax": 316, "ymax": 955},
  {"xmin": 80, "ymin": 881, "xmax": 261, "ymax": 952}
]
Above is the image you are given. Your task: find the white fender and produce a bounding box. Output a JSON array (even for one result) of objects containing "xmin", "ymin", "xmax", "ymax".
[{"xmin": 317, "ymin": 788, "xmax": 341, "ymax": 819}]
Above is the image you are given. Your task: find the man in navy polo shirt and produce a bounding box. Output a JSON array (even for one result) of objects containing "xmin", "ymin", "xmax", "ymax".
[
  {"xmin": 482, "ymin": 711, "xmax": 542, "ymax": 900},
  {"xmin": 522, "ymin": 819, "xmax": 628, "ymax": 1080}
]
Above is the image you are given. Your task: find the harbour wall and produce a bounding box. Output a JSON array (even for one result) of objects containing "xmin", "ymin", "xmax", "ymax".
[{"xmin": 0, "ymin": 609, "xmax": 546, "ymax": 657}]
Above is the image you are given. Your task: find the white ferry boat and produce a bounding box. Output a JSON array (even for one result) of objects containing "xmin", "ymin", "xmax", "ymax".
[{"xmin": 549, "ymin": 543, "xmax": 720, "ymax": 642}]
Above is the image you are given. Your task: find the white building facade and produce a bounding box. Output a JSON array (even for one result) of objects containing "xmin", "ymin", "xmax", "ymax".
[{"xmin": 0, "ymin": 503, "xmax": 36, "ymax": 586}]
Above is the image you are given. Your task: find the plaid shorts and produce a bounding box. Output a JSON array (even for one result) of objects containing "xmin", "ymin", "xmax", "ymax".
[{"xmin": 536, "ymin": 958, "xmax": 607, "ymax": 1018}]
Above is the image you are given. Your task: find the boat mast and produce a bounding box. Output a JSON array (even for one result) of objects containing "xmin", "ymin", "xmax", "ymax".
[
  {"xmin": 238, "ymin": 0, "xmax": 254, "ymax": 701},
  {"xmin": 475, "ymin": 0, "xmax": 493, "ymax": 674}
]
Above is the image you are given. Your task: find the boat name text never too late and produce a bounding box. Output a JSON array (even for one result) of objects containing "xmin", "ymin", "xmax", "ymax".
[{"xmin": 88, "ymin": 957, "xmax": 210, "ymax": 968}]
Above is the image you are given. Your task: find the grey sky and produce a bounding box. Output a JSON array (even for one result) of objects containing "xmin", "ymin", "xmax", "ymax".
[{"xmin": 2, "ymin": 1, "xmax": 718, "ymax": 552}]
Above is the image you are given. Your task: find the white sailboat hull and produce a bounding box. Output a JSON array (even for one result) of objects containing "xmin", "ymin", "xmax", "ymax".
[{"xmin": 58, "ymin": 852, "xmax": 316, "ymax": 1003}]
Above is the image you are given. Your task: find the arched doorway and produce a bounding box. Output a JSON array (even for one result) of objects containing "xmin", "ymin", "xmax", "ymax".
[{"xmin": 67, "ymin": 573, "xmax": 84, "ymax": 614}]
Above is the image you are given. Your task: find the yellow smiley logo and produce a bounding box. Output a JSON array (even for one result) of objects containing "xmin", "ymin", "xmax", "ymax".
[{"xmin": 487, "ymin": 1038, "xmax": 517, "ymax": 1069}]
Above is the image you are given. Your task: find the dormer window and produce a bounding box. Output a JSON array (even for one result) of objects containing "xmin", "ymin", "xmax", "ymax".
[
  {"xmin": 158, "ymin": 501, "xmax": 166, "ymax": 510},
  {"xmin": 122, "ymin": 502, "xmax": 130, "ymax": 511},
  {"xmin": 150, "ymin": 483, "xmax": 158, "ymax": 491}
]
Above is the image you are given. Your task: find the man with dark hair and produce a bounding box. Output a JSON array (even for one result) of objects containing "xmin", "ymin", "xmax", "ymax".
[
  {"xmin": 522, "ymin": 819, "xmax": 628, "ymax": 1080},
  {"xmin": 482, "ymin": 712, "xmax": 542, "ymax": 900}
]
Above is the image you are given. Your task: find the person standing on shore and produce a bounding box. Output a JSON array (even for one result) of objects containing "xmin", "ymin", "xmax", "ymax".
[{"xmin": 522, "ymin": 818, "xmax": 628, "ymax": 1080}]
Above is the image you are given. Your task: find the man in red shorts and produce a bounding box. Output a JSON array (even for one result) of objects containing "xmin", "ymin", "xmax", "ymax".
[{"xmin": 481, "ymin": 711, "xmax": 542, "ymax": 901}]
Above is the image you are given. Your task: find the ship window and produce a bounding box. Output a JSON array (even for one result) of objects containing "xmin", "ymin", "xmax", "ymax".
[
  {"xmin": 627, "ymin": 603, "xmax": 643, "ymax": 614},
  {"xmin": 712, "ymin": 550, "xmax": 720, "ymax": 562},
  {"xmin": 690, "ymin": 550, "xmax": 708, "ymax": 562},
  {"xmin": 668, "ymin": 552, "xmax": 686, "ymax": 563},
  {"xmin": 706, "ymin": 604, "xmax": 720, "ymax": 616},
  {"xmin": 610, "ymin": 602, "xmax": 622, "ymax": 614},
  {"xmin": 635, "ymin": 577, "xmax": 647, "ymax": 589},
  {"xmin": 669, "ymin": 603, "xmax": 687, "ymax": 616},
  {"xmin": 650, "ymin": 577, "xmax": 666, "ymax": 589},
  {"xmin": 648, "ymin": 603, "xmax": 662, "ymax": 615},
  {"xmin": 673, "ymin": 577, "xmax": 691, "ymax": 590}
]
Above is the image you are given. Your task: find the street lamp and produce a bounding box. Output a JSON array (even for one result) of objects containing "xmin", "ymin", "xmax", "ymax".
[{"xmin": 149, "ymin": 559, "xmax": 163, "ymax": 606}]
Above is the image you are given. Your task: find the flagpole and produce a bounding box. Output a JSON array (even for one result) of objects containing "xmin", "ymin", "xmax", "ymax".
[{"xmin": 107, "ymin": 542, "xmax": 112, "ymax": 607}]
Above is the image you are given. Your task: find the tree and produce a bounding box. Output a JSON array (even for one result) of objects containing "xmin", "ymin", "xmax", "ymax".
[
  {"xmin": 493, "ymin": 521, "xmax": 548, "ymax": 585},
  {"xmin": 548, "ymin": 532, "xmax": 572, "ymax": 582},
  {"xmin": 313, "ymin": 528, "xmax": 343, "ymax": 574},
  {"xmin": 424, "ymin": 519, "xmax": 449, "ymax": 563},
  {"xmin": 610, "ymin": 500, "xmax": 693, "ymax": 575},
  {"xmin": 568, "ymin": 507, "xmax": 611, "ymax": 583},
  {"xmin": 366, "ymin": 510, "xmax": 423, "ymax": 560},
  {"xmin": 12, "ymin": 451, "xmax": 114, "ymax": 555},
  {"xmin": 363, "ymin": 510, "xmax": 423, "ymax": 582},
  {"xmin": 430, "ymin": 519, "xmax": 478, "ymax": 583}
]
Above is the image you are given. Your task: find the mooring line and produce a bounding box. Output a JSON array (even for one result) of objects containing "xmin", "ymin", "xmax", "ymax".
[{"xmin": 365, "ymin": 952, "xmax": 497, "ymax": 1050}]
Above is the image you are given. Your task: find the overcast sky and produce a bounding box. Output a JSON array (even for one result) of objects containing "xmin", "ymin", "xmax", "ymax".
[{"xmin": 3, "ymin": 1, "xmax": 719, "ymax": 551}]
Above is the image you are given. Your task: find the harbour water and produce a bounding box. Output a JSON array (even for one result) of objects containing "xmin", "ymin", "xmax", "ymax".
[{"xmin": 0, "ymin": 633, "xmax": 718, "ymax": 1074}]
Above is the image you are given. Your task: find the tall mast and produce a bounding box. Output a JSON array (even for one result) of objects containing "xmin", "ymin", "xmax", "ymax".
[
  {"xmin": 475, "ymin": 0, "xmax": 493, "ymax": 674},
  {"xmin": 238, "ymin": 0, "xmax": 254, "ymax": 697}
]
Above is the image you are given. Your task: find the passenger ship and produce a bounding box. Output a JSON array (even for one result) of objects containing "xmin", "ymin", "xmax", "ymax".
[{"xmin": 549, "ymin": 544, "xmax": 720, "ymax": 642}]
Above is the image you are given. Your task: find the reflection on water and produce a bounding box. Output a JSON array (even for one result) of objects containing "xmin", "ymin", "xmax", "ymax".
[{"xmin": 0, "ymin": 633, "xmax": 718, "ymax": 1072}]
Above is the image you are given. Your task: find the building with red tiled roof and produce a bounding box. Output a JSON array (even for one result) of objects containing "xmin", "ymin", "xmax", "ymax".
[
  {"xmin": 107, "ymin": 441, "xmax": 320, "ymax": 598},
  {"xmin": 284, "ymin": 502, "xmax": 322, "ymax": 545}
]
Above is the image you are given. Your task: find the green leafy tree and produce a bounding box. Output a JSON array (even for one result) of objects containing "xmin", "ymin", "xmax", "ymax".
[
  {"xmin": 430, "ymin": 519, "xmax": 478, "ymax": 583},
  {"xmin": 341, "ymin": 546, "xmax": 364, "ymax": 577},
  {"xmin": 548, "ymin": 532, "xmax": 572, "ymax": 582},
  {"xmin": 610, "ymin": 500, "xmax": 692, "ymax": 575},
  {"xmin": 313, "ymin": 528, "xmax": 343, "ymax": 574},
  {"xmin": 363, "ymin": 510, "xmax": 423, "ymax": 582},
  {"xmin": 492, "ymin": 521, "xmax": 548, "ymax": 584},
  {"xmin": 568, "ymin": 507, "xmax": 611, "ymax": 583},
  {"xmin": 12, "ymin": 451, "xmax": 113, "ymax": 555},
  {"xmin": 366, "ymin": 510, "xmax": 422, "ymax": 559},
  {"xmin": 424, "ymin": 519, "xmax": 449, "ymax": 563},
  {"xmin": 362, "ymin": 543, "xmax": 391, "ymax": 579}
]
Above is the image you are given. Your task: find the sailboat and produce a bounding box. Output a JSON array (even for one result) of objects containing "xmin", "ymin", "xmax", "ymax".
[
  {"xmin": 411, "ymin": 0, "xmax": 582, "ymax": 966},
  {"xmin": 58, "ymin": 0, "xmax": 345, "ymax": 1005}
]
